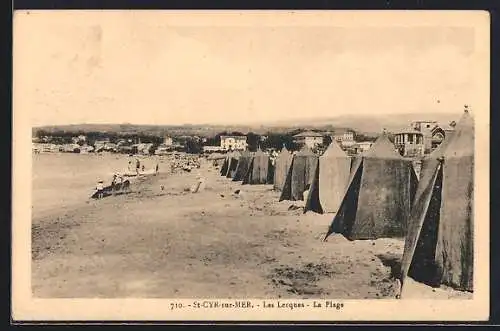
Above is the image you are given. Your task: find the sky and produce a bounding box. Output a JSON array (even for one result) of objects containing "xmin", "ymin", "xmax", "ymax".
[{"xmin": 13, "ymin": 11, "xmax": 488, "ymax": 127}]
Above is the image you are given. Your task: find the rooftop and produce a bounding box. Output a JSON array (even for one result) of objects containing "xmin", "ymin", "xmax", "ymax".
[
  {"xmin": 393, "ymin": 127, "xmax": 424, "ymax": 135},
  {"xmin": 332, "ymin": 128, "xmax": 355, "ymax": 135}
]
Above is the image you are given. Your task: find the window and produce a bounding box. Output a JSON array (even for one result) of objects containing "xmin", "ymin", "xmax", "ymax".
[{"xmin": 426, "ymin": 124, "xmax": 430, "ymax": 128}]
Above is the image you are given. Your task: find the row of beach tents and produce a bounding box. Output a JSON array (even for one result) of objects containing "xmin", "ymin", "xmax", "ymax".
[{"xmin": 217, "ymin": 109, "xmax": 474, "ymax": 294}]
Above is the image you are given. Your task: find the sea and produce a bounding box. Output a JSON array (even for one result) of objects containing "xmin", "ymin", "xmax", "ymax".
[{"xmin": 32, "ymin": 153, "xmax": 162, "ymax": 220}]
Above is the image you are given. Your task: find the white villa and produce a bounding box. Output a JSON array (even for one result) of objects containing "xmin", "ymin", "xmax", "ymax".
[
  {"xmin": 220, "ymin": 135, "xmax": 248, "ymax": 151},
  {"xmin": 332, "ymin": 128, "xmax": 356, "ymax": 148},
  {"xmin": 293, "ymin": 131, "xmax": 324, "ymax": 149}
]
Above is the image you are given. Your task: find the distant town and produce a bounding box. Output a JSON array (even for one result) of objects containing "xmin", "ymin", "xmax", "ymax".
[{"xmin": 32, "ymin": 116, "xmax": 457, "ymax": 159}]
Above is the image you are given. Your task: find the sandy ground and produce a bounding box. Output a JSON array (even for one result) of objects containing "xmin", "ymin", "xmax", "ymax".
[{"xmin": 32, "ymin": 158, "xmax": 472, "ymax": 299}]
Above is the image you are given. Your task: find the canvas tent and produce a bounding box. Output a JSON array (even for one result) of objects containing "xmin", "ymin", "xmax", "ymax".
[
  {"xmin": 242, "ymin": 148, "xmax": 274, "ymax": 185},
  {"xmin": 209, "ymin": 153, "xmax": 225, "ymax": 167},
  {"xmin": 399, "ymin": 109, "xmax": 473, "ymax": 294},
  {"xmin": 232, "ymin": 150, "xmax": 253, "ymax": 181},
  {"xmin": 304, "ymin": 141, "xmax": 352, "ymax": 213},
  {"xmin": 324, "ymin": 132, "xmax": 418, "ymax": 241},
  {"xmin": 220, "ymin": 155, "xmax": 230, "ymax": 176},
  {"xmin": 279, "ymin": 146, "xmax": 319, "ymax": 201},
  {"xmin": 273, "ymin": 145, "xmax": 293, "ymax": 191},
  {"xmin": 223, "ymin": 151, "xmax": 241, "ymax": 178}
]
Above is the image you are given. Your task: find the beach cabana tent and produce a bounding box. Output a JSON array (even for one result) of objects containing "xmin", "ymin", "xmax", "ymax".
[
  {"xmin": 242, "ymin": 148, "xmax": 274, "ymax": 185},
  {"xmin": 219, "ymin": 154, "xmax": 232, "ymax": 175},
  {"xmin": 324, "ymin": 132, "xmax": 418, "ymax": 241},
  {"xmin": 208, "ymin": 153, "xmax": 225, "ymax": 167},
  {"xmin": 232, "ymin": 150, "xmax": 253, "ymax": 181},
  {"xmin": 399, "ymin": 109, "xmax": 474, "ymax": 293},
  {"xmin": 279, "ymin": 146, "xmax": 319, "ymax": 201},
  {"xmin": 304, "ymin": 141, "xmax": 352, "ymax": 213},
  {"xmin": 220, "ymin": 152, "xmax": 239, "ymax": 176},
  {"xmin": 273, "ymin": 145, "xmax": 293, "ymax": 191},
  {"xmin": 225, "ymin": 151, "xmax": 241, "ymax": 178}
]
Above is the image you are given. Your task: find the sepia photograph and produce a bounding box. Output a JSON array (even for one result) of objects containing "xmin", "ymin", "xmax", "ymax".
[{"xmin": 12, "ymin": 10, "xmax": 489, "ymax": 321}]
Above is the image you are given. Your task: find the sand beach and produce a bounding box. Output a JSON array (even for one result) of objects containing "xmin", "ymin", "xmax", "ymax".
[{"xmin": 31, "ymin": 154, "xmax": 471, "ymax": 299}]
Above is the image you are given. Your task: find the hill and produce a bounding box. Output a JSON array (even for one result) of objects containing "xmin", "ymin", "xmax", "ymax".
[{"xmin": 32, "ymin": 112, "xmax": 460, "ymax": 137}]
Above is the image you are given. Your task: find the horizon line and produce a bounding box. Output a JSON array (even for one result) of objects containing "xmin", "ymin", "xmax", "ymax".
[{"xmin": 31, "ymin": 111, "xmax": 461, "ymax": 129}]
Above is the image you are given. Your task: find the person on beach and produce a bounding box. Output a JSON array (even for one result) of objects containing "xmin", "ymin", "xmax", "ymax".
[
  {"xmin": 302, "ymin": 184, "xmax": 311, "ymax": 203},
  {"xmin": 111, "ymin": 174, "xmax": 117, "ymax": 195},
  {"xmin": 136, "ymin": 159, "xmax": 140, "ymax": 175},
  {"xmin": 96, "ymin": 179, "xmax": 104, "ymax": 199}
]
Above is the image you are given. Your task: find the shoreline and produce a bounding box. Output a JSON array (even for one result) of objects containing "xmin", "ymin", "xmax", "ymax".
[{"xmin": 32, "ymin": 171, "xmax": 163, "ymax": 260}]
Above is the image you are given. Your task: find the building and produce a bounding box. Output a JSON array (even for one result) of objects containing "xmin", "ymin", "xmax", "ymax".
[
  {"xmin": 154, "ymin": 146, "xmax": 170, "ymax": 155},
  {"xmin": 332, "ymin": 129, "xmax": 356, "ymax": 148},
  {"xmin": 61, "ymin": 143, "xmax": 81, "ymax": 153},
  {"xmin": 220, "ymin": 135, "xmax": 248, "ymax": 151},
  {"xmin": 94, "ymin": 140, "xmax": 109, "ymax": 152},
  {"xmin": 203, "ymin": 146, "xmax": 225, "ymax": 153},
  {"xmin": 34, "ymin": 143, "xmax": 60, "ymax": 153},
  {"xmin": 430, "ymin": 124, "xmax": 455, "ymax": 149},
  {"xmin": 71, "ymin": 135, "xmax": 87, "ymax": 144},
  {"xmin": 105, "ymin": 143, "xmax": 117, "ymax": 151},
  {"xmin": 409, "ymin": 120, "xmax": 456, "ymax": 153},
  {"xmin": 94, "ymin": 140, "xmax": 117, "ymax": 152},
  {"xmin": 409, "ymin": 120, "xmax": 437, "ymax": 153},
  {"xmin": 293, "ymin": 131, "xmax": 324, "ymax": 149},
  {"xmin": 353, "ymin": 141, "xmax": 374, "ymax": 154},
  {"xmin": 163, "ymin": 136, "xmax": 173, "ymax": 146},
  {"xmin": 133, "ymin": 143, "xmax": 154, "ymax": 155},
  {"xmin": 79, "ymin": 145, "xmax": 94, "ymax": 154},
  {"xmin": 394, "ymin": 128, "xmax": 425, "ymax": 158},
  {"xmin": 118, "ymin": 145, "xmax": 134, "ymax": 154}
]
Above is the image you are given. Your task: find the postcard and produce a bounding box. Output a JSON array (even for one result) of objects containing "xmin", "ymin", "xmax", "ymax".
[{"xmin": 12, "ymin": 10, "xmax": 490, "ymax": 322}]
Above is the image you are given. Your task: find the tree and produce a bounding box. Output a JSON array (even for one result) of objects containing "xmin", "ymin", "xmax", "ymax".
[
  {"xmin": 260, "ymin": 132, "xmax": 298, "ymax": 151},
  {"xmin": 206, "ymin": 134, "xmax": 223, "ymax": 146},
  {"xmin": 148, "ymin": 145, "xmax": 157, "ymax": 155},
  {"xmin": 323, "ymin": 135, "xmax": 333, "ymax": 146},
  {"xmin": 355, "ymin": 133, "xmax": 377, "ymax": 142},
  {"xmin": 246, "ymin": 132, "xmax": 260, "ymax": 151},
  {"xmin": 185, "ymin": 139, "xmax": 202, "ymax": 154}
]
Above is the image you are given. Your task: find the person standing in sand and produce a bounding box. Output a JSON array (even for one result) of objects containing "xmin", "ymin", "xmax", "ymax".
[
  {"xmin": 302, "ymin": 184, "xmax": 311, "ymax": 204},
  {"xmin": 96, "ymin": 179, "xmax": 104, "ymax": 199},
  {"xmin": 111, "ymin": 173, "xmax": 119, "ymax": 195}
]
